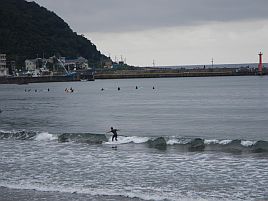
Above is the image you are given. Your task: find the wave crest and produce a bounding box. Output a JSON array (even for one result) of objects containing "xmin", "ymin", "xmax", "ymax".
[
  {"xmin": 0, "ymin": 130, "xmax": 37, "ymax": 140},
  {"xmin": 0, "ymin": 130, "xmax": 267, "ymax": 153},
  {"xmin": 58, "ymin": 133, "xmax": 108, "ymax": 144}
]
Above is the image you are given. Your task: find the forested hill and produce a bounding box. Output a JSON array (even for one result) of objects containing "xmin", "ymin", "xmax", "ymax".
[{"xmin": 0, "ymin": 0, "xmax": 106, "ymax": 67}]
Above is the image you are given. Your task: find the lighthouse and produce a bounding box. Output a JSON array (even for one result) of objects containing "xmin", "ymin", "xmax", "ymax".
[{"xmin": 258, "ymin": 52, "xmax": 263, "ymax": 75}]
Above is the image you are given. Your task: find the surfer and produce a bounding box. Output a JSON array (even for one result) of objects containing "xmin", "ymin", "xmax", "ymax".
[{"xmin": 108, "ymin": 127, "xmax": 119, "ymax": 141}]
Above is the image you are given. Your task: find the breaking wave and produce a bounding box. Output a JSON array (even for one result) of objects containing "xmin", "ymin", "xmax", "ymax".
[
  {"xmin": 0, "ymin": 129, "xmax": 267, "ymax": 153},
  {"xmin": 0, "ymin": 130, "xmax": 57, "ymax": 141}
]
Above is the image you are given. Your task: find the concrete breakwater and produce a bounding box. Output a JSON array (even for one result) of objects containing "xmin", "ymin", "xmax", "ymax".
[
  {"xmin": 95, "ymin": 71, "xmax": 237, "ymax": 79},
  {"xmin": 94, "ymin": 68, "xmax": 260, "ymax": 79}
]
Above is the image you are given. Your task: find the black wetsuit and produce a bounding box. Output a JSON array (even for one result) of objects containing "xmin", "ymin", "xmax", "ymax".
[{"xmin": 111, "ymin": 129, "xmax": 118, "ymax": 141}]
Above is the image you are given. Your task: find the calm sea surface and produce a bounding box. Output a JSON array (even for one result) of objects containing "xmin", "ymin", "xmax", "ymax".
[{"xmin": 0, "ymin": 76, "xmax": 268, "ymax": 201}]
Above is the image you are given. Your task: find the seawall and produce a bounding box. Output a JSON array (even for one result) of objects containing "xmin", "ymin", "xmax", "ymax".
[
  {"xmin": 0, "ymin": 75, "xmax": 80, "ymax": 84},
  {"xmin": 94, "ymin": 69, "xmax": 260, "ymax": 79}
]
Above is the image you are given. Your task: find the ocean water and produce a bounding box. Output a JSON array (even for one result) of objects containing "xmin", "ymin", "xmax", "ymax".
[{"xmin": 0, "ymin": 76, "xmax": 268, "ymax": 201}]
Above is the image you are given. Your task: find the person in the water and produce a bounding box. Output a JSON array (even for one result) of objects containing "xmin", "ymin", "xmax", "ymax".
[{"xmin": 108, "ymin": 127, "xmax": 119, "ymax": 141}]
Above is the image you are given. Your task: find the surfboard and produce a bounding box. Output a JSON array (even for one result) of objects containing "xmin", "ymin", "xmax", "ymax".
[{"xmin": 104, "ymin": 140, "xmax": 120, "ymax": 145}]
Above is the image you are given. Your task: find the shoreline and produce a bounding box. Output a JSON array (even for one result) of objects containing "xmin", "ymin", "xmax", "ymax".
[{"xmin": 0, "ymin": 186, "xmax": 142, "ymax": 201}]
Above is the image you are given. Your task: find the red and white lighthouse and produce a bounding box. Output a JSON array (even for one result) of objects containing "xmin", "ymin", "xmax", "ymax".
[{"xmin": 258, "ymin": 52, "xmax": 263, "ymax": 75}]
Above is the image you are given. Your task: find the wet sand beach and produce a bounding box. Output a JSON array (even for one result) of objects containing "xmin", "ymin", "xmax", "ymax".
[{"xmin": 0, "ymin": 187, "xmax": 143, "ymax": 201}]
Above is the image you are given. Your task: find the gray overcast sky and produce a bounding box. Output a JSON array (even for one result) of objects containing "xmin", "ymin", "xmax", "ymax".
[{"xmin": 32, "ymin": 0, "xmax": 268, "ymax": 66}]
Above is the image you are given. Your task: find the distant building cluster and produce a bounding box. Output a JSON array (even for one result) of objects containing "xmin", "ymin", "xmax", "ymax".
[
  {"xmin": 0, "ymin": 53, "xmax": 95, "ymax": 77},
  {"xmin": 60, "ymin": 57, "xmax": 88, "ymax": 71},
  {"xmin": 0, "ymin": 51, "xmax": 132, "ymax": 77},
  {"xmin": 102, "ymin": 58, "xmax": 125, "ymax": 69},
  {"xmin": 24, "ymin": 56, "xmax": 90, "ymax": 77}
]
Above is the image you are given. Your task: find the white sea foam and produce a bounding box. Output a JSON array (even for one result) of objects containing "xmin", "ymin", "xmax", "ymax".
[
  {"xmin": 167, "ymin": 139, "xmax": 179, "ymax": 145},
  {"xmin": 219, "ymin": 140, "xmax": 232, "ymax": 145},
  {"xmin": 0, "ymin": 129, "xmax": 9, "ymax": 133},
  {"xmin": 0, "ymin": 129, "xmax": 17, "ymax": 134},
  {"xmin": 104, "ymin": 136, "xmax": 149, "ymax": 144},
  {"xmin": 34, "ymin": 132, "xmax": 57, "ymax": 141},
  {"xmin": 167, "ymin": 138, "xmax": 188, "ymax": 145},
  {"xmin": 241, "ymin": 140, "xmax": 256, "ymax": 147},
  {"xmin": 0, "ymin": 182, "xmax": 215, "ymax": 201},
  {"xmin": 204, "ymin": 139, "xmax": 220, "ymax": 144}
]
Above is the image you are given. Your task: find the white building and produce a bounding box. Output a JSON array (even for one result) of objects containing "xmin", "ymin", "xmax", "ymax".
[
  {"xmin": 25, "ymin": 58, "xmax": 45, "ymax": 76},
  {"xmin": 0, "ymin": 54, "xmax": 8, "ymax": 76},
  {"xmin": 60, "ymin": 56, "xmax": 89, "ymax": 71},
  {"xmin": 25, "ymin": 59, "xmax": 37, "ymax": 71}
]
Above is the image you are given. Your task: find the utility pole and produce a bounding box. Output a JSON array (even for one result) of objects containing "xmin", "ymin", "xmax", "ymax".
[{"xmin": 211, "ymin": 58, "xmax": 214, "ymax": 68}]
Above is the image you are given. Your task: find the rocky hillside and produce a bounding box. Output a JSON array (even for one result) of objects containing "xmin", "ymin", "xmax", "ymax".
[{"xmin": 0, "ymin": 0, "xmax": 106, "ymax": 67}]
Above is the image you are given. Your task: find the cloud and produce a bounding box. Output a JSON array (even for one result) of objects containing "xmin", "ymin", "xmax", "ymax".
[
  {"xmin": 32, "ymin": 0, "xmax": 268, "ymax": 33},
  {"xmin": 87, "ymin": 20, "xmax": 268, "ymax": 66},
  {"xmin": 29, "ymin": 0, "xmax": 268, "ymax": 66}
]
